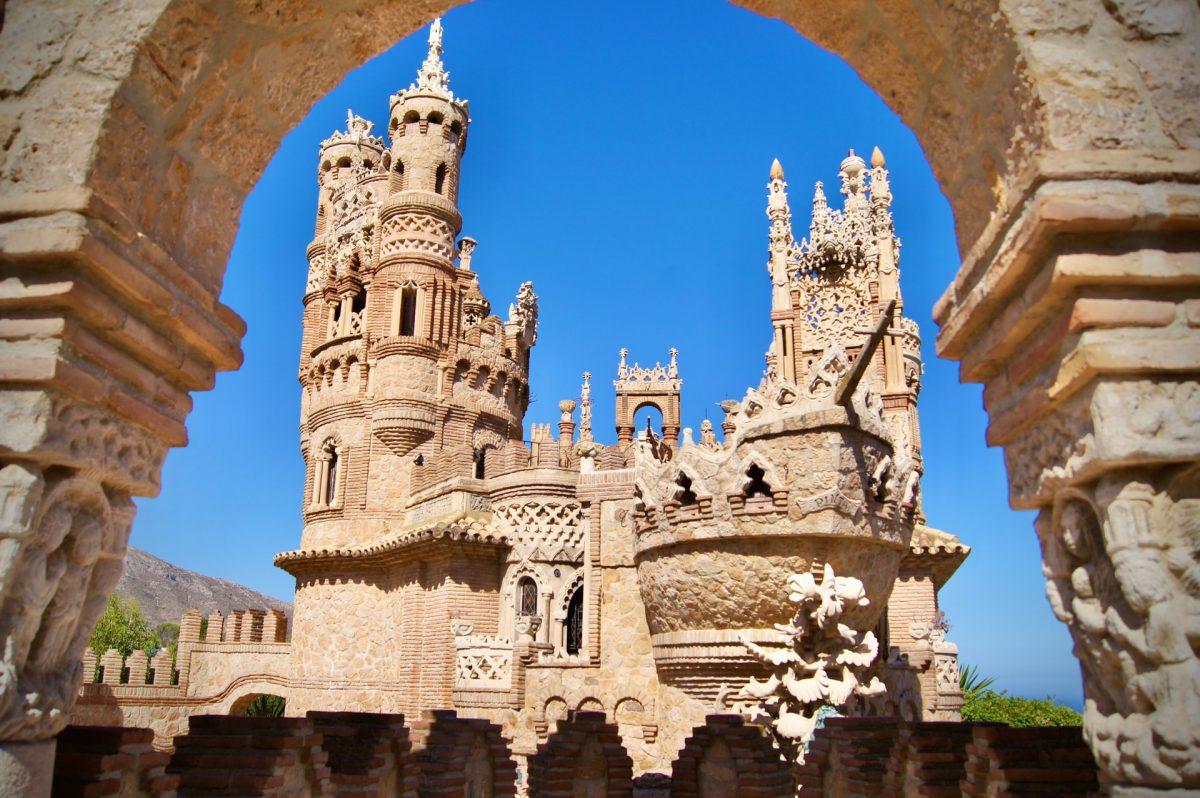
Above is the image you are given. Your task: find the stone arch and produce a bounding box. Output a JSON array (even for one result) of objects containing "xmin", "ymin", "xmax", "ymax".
[
  {"xmin": 2, "ymin": 2, "xmax": 1195, "ymax": 793},
  {"xmin": 227, "ymin": 691, "xmax": 286, "ymax": 716}
]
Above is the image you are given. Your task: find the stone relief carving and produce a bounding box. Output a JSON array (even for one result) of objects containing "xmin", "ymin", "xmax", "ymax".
[
  {"xmin": 0, "ymin": 466, "xmax": 130, "ymax": 741},
  {"xmin": 1040, "ymin": 478, "xmax": 1200, "ymax": 789},
  {"xmin": 735, "ymin": 564, "xmax": 886, "ymax": 766}
]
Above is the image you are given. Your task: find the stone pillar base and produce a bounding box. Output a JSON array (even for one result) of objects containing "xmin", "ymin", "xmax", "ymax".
[{"xmin": 0, "ymin": 738, "xmax": 56, "ymax": 798}]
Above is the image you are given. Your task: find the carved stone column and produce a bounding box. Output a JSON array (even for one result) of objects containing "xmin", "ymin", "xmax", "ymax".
[
  {"xmin": 0, "ymin": 151, "xmax": 243, "ymax": 798},
  {"xmin": 935, "ymin": 152, "xmax": 1200, "ymax": 795}
]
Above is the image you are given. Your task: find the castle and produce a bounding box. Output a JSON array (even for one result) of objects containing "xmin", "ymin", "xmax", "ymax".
[{"xmin": 73, "ymin": 19, "xmax": 968, "ymax": 774}]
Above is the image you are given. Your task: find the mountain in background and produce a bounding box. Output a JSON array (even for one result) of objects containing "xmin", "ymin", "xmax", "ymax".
[{"xmin": 116, "ymin": 546, "xmax": 292, "ymax": 629}]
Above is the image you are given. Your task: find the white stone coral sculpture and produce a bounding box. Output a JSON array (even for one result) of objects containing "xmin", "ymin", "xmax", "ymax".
[{"xmin": 737, "ymin": 563, "xmax": 886, "ymax": 764}]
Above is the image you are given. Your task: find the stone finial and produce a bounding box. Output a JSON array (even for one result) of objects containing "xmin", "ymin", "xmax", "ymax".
[
  {"xmin": 871, "ymin": 146, "xmax": 885, "ymax": 168},
  {"xmin": 559, "ymin": 399, "xmax": 577, "ymax": 421},
  {"xmin": 414, "ymin": 17, "xmax": 452, "ymax": 97},
  {"xmin": 770, "ymin": 157, "xmax": 785, "ymax": 180}
]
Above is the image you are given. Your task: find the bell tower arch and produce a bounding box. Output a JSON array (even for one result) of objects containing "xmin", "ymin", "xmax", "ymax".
[{"xmin": 614, "ymin": 348, "xmax": 682, "ymax": 450}]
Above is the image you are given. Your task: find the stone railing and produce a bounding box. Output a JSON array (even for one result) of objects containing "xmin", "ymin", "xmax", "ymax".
[{"xmin": 451, "ymin": 623, "xmax": 512, "ymax": 689}]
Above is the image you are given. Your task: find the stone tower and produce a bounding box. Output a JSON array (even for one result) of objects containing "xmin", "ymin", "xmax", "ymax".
[{"xmin": 288, "ymin": 19, "xmax": 539, "ymax": 714}]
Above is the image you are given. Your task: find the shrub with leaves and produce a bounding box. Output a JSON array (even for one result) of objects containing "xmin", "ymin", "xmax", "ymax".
[
  {"xmin": 962, "ymin": 689, "xmax": 1082, "ymax": 727},
  {"xmin": 245, "ymin": 695, "xmax": 286, "ymax": 717},
  {"xmin": 88, "ymin": 594, "xmax": 161, "ymax": 658}
]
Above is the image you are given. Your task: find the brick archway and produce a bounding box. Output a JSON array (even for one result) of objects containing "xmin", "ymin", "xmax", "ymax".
[{"xmin": 1, "ymin": 2, "xmax": 1196, "ymax": 795}]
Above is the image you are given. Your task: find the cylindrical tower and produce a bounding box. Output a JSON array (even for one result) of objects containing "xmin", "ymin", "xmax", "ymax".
[{"xmin": 368, "ymin": 17, "xmax": 471, "ymax": 459}]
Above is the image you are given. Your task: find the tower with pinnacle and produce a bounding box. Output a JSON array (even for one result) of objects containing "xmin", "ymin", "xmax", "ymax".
[{"xmin": 284, "ymin": 19, "xmax": 540, "ymax": 714}]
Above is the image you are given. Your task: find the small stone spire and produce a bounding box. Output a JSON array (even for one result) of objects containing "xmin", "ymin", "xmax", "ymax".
[
  {"xmin": 414, "ymin": 17, "xmax": 452, "ymax": 96},
  {"xmin": 812, "ymin": 181, "xmax": 829, "ymax": 220},
  {"xmin": 767, "ymin": 158, "xmax": 793, "ymax": 252},
  {"xmin": 579, "ymin": 372, "xmax": 593, "ymax": 442}
]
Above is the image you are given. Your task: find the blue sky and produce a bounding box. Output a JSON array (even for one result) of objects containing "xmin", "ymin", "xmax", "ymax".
[{"xmin": 131, "ymin": 0, "xmax": 1082, "ymax": 707}]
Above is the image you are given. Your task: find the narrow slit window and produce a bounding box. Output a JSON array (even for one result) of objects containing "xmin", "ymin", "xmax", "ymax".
[
  {"xmin": 399, "ymin": 286, "xmax": 418, "ymax": 336},
  {"xmin": 324, "ymin": 449, "xmax": 339, "ymax": 505},
  {"xmin": 434, "ymin": 163, "xmax": 447, "ymax": 195},
  {"xmin": 473, "ymin": 447, "xmax": 486, "ymax": 479}
]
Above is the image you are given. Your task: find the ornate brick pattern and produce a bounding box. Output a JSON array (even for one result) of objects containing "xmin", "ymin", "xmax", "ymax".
[
  {"xmin": 795, "ymin": 717, "xmax": 901, "ymax": 796},
  {"xmin": 307, "ymin": 711, "xmax": 417, "ymax": 798},
  {"xmin": 408, "ymin": 710, "xmax": 517, "ymax": 797},
  {"xmin": 669, "ymin": 714, "xmax": 793, "ymax": 798},
  {"xmin": 527, "ymin": 710, "xmax": 633, "ymax": 797}
]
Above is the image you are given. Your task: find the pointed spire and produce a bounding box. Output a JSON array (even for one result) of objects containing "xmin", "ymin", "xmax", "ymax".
[
  {"xmin": 414, "ymin": 17, "xmax": 452, "ymax": 97},
  {"xmin": 767, "ymin": 160, "xmax": 793, "ymax": 251},
  {"xmin": 871, "ymin": 146, "xmax": 885, "ymax": 168}
]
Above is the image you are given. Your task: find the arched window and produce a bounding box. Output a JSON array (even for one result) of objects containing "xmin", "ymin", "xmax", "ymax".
[
  {"xmin": 403, "ymin": 110, "xmax": 420, "ymax": 124},
  {"xmin": 329, "ymin": 299, "xmax": 343, "ymax": 338},
  {"xmin": 348, "ymin": 290, "xmax": 366, "ymax": 335},
  {"xmin": 427, "ymin": 111, "xmax": 444, "ymax": 125},
  {"xmin": 336, "ymin": 156, "xmax": 351, "ymax": 169},
  {"xmin": 565, "ymin": 587, "xmax": 584, "ymax": 655},
  {"xmin": 398, "ymin": 285, "xmax": 418, "ymax": 336},
  {"xmin": 745, "ymin": 463, "xmax": 773, "ymax": 498},
  {"xmin": 434, "ymin": 163, "xmax": 447, "ymax": 195},
  {"xmin": 390, "ymin": 160, "xmax": 405, "ymax": 192},
  {"xmin": 517, "ymin": 577, "xmax": 537, "ymax": 616},
  {"xmin": 324, "ymin": 448, "xmax": 339, "ymax": 505}
]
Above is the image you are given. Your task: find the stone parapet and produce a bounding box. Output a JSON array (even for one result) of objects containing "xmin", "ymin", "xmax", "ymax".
[
  {"xmin": 796, "ymin": 717, "xmax": 902, "ymax": 796},
  {"xmin": 881, "ymin": 720, "xmax": 992, "ymax": 797}
]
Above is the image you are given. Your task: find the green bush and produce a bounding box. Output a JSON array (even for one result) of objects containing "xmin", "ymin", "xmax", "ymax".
[
  {"xmin": 961, "ymin": 689, "xmax": 1082, "ymax": 727},
  {"xmin": 88, "ymin": 594, "xmax": 161, "ymax": 658},
  {"xmin": 245, "ymin": 695, "xmax": 286, "ymax": 717}
]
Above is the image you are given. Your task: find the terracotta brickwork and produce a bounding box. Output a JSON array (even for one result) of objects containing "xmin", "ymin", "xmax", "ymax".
[
  {"xmin": 960, "ymin": 725, "xmax": 1099, "ymax": 797},
  {"xmin": 880, "ymin": 720, "xmax": 989, "ymax": 797},
  {"xmin": 527, "ymin": 710, "xmax": 633, "ymax": 798},
  {"xmin": 796, "ymin": 717, "xmax": 902, "ymax": 797},
  {"xmin": 669, "ymin": 714, "xmax": 793, "ymax": 798},
  {"xmin": 306, "ymin": 711, "xmax": 417, "ymax": 798},
  {"xmin": 166, "ymin": 715, "xmax": 332, "ymax": 796},
  {"xmin": 53, "ymin": 725, "xmax": 178, "ymax": 798},
  {"xmin": 408, "ymin": 710, "xmax": 517, "ymax": 798}
]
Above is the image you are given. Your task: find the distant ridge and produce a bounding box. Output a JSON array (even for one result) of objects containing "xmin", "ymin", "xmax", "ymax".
[{"xmin": 115, "ymin": 546, "xmax": 292, "ymax": 629}]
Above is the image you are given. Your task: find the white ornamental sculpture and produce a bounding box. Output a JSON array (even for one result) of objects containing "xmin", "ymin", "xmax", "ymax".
[{"xmin": 737, "ymin": 564, "xmax": 886, "ymax": 765}]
